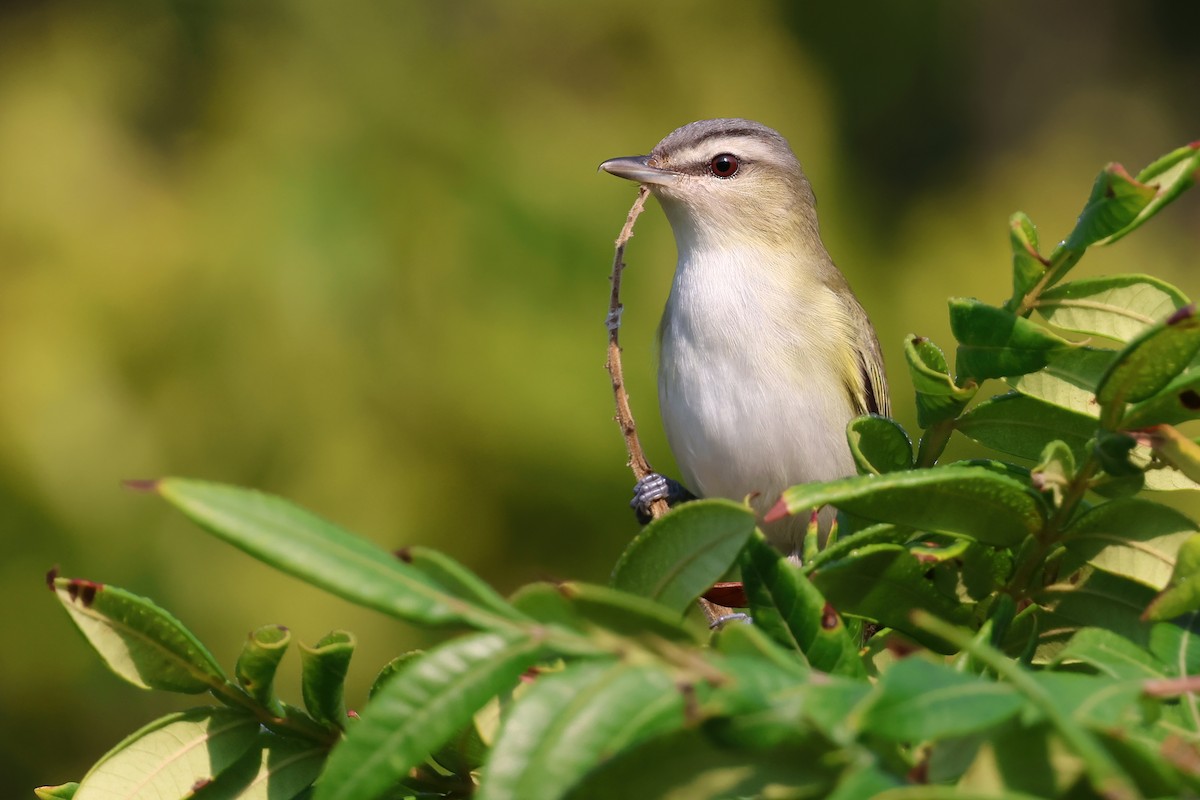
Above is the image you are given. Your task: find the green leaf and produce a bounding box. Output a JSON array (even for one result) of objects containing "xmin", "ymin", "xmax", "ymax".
[
  {"xmin": 907, "ymin": 536, "xmax": 971, "ymax": 565},
  {"xmin": 1035, "ymin": 274, "xmax": 1189, "ymax": 342},
  {"xmin": 904, "ymin": 334, "xmax": 977, "ymax": 427},
  {"xmin": 315, "ymin": 631, "xmax": 547, "ymax": 800},
  {"xmin": 738, "ymin": 531, "xmax": 865, "ymax": 678},
  {"xmin": 806, "ymin": 523, "xmax": 912, "ymax": 572},
  {"xmin": 34, "ymin": 785, "xmax": 78, "ymax": 800},
  {"xmin": 1027, "ymin": 672, "xmax": 1144, "ymax": 729},
  {"xmin": 236, "ymin": 625, "xmax": 290, "ymax": 715},
  {"xmin": 1007, "ymin": 212, "xmax": 1047, "ymax": 310},
  {"xmin": 700, "ymin": 653, "xmax": 840, "ymax": 749},
  {"xmin": 1148, "ymin": 615, "xmax": 1200, "ymax": 678},
  {"xmin": 1096, "ymin": 305, "xmax": 1200, "ymax": 417},
  {"xmin": 51, "ymin": 576, "xmax": 226, "ymax": 693},
  {"xmin": 398, "ymin": 545, "xmax": 529, "ymax": 623},
  {"xmin": 1065, "ymin": 162, "xmax": 1159, "ymax": 251},
  {"xmin": 950, "ymin": 298, "xmax": 1073, "ymax": 381},
  {"xmin": 772, "ymin": 466, "xmax": 1045, "ymax": 548},
  {"xmin": 74, "ymin": 708, "xmax": 260, "ymax": 800},
  {"xmin": 1036, "ymin": 567, "xmax": 1159, "ymax": 654},
  {"xmin": 1054, "ymin": 628, "xmax": 1169, "ymax": 680},
  {"xmin": 707, "ymin": 653, "xmax": 806, "ymax": 711},
  {"xmin": 431, "ymin": 715, "xmax": 490, "ymax": 778},
  {"xmin": 793, "ymin": 680, "xmax": 874, "ymax": 747},
  {"xmin": 961, "ymin": 542, "xmax": 1015, "ymax": 602},
  {"xmin": 153, "ymin": 478, "xmax": 491, "ymax": 628},
  {"xmin": 915, "ymin": 616, "xmax": 1144, "ymax": 799},
  {"xmin": 477, "ymin": 661, "xmax": 686, "ymax": 800},
  {"xmin": 565, "ymin": 728, "xmax": 837, "ymax": 800},
  {"xmin": 368, "ymin": 651, "xmax": 423, "ymax": 699},
  {"xmin": 560, "ymin": 582, "xmax": 701, "ymax": 643},
  {"xmin": 1145, "ymin": 535, "xmax": 1200, "ymax": 621},
  {"xmin": 862, "ymin": 658, "xmax": 1023, "ymax": 742},
  {"xmin": 610, "ymin": 499, "xmax": 755, "ymax": 615},
  {"xmin": 701, "ymin": 683, "xmax": 812, "ymax": 751},
  {"xmin": 847, "ymin": 415, "xmax": 913, "ymax": 474},
  {"xmin": 1101, "ymin": 142, "xmax": 1200, "ymax": 246},
  {"xmin": 1008, "ymin": 346, "xmax": 1114, "ymax": 416},
  {"xmin": 1123, "ymin": 370, "xmax": 1200, "ymax": 428},
  {"xmin": 952, "ymin": 722, "xmax": 1072, "ymax": 798},
  {"xmin": 810, "ymin": 544, "xmax": 971, "ymax": 652},
  {"xmin": 1094, "ymin": 731, "xmax": 1196, "ymax": 799},
  {"xmin": 712, "ymin": 620, "xmax": 810, "ymax": 679},
  {"xmin": 955, "ymin": 392, "xmax": 1097, "ymax": 462},
  {"xmin": 1061, "ymin": 498, "xmax": 1197, "ymax": 590},
  {"xmin": 299, "ymin": 631, "xmax": 354, "ymax": 727},
  {"xmin": 191, "ymin": 734, "xmax": 326, "ymax": 800},
  {"xmin": 508, "ymin": 582, "xmax": 695, "ymax": 647}
]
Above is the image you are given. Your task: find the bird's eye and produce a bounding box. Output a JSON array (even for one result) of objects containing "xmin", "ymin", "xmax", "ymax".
[{"xmin": 709, "ymin": 153, "xmax": 739, "ymax": 178}]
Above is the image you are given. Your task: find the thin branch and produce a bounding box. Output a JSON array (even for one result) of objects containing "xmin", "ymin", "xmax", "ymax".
[
  {"xmin": 1144, "ymin": 675, "xmax": 1200, "ymax": 698},
  {"xmin": 605, "ymin": 186, "xmax": 668, "ymax": 520},
  {"xmin": 604, "ymin": 188, "xmax": 732, "ymax": 624}
]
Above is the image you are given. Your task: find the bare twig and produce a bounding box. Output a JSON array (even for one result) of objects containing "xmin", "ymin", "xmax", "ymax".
[
  {"xmin": 605, "ymin": 186, "xmax": 668, "ymax": 520},
  {"xmin": 1143, "ymin": 675, "xmax": 1200, "ymax": 698},
  {"xmin": 604, "ymin": 188, "xmax": 732, "ymax": 626}
]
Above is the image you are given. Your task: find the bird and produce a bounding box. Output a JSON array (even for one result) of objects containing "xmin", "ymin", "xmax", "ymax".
[{"xmin": 599, "ymin": 118, "xmax": 889, "ymax": 557}]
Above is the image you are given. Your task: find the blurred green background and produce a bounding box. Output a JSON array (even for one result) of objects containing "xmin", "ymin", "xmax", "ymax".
[{"xmin": 2, "ymin": 0, "xmax": 1197, "ymax": 793}]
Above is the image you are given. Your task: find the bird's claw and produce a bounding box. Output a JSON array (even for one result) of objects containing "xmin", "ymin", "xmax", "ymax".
[
  {"xmin": 630, "ymin": 472, "xmax": 672, "ymax": 511},
  {"xmin": 630, "ymin": 473, "xmax": 697, "ymax": 524}
]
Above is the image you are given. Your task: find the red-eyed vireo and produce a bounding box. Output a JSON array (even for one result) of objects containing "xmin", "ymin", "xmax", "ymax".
[{"xmin": 600, "ymin": 118, "xmax": 890, "ymax": 556}]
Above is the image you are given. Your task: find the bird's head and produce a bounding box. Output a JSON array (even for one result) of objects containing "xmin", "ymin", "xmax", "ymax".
[{"xmin": 600, "ymin": 118, "xmax": 820, "ymax": 250}]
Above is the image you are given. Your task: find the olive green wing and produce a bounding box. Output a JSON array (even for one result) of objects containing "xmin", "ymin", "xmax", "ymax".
[{"xmin": 846, "ymin": 300, "xmax": 890, "ymax": 418}]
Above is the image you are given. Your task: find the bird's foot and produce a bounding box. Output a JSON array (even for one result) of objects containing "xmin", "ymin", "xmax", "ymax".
[
  {"xmin": 630, "ymin": 473, "xmax": 695, "ymax": 523},
  {"xmin": 709, "ymin": 612, "xmax": 753, "ymax": 630},
  {"xmin": 631, "ymin": 472, "xmax": 671, "ymax": 509}
]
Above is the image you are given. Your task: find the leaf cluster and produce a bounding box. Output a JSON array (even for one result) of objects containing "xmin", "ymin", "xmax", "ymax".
[{"xmin": 40, "ymin": 143, "xmax": 1200, "ymax": 800}]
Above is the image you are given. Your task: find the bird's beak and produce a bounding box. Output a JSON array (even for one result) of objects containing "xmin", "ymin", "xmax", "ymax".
[{"xmin": 598, "ymin": 155, "xmax": 680, "ymax": 186}]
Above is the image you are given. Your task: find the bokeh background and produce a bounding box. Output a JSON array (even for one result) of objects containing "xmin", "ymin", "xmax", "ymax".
[{"xmin": 2, "ymin": 0, "xmax": 1198, "ymax": 792}]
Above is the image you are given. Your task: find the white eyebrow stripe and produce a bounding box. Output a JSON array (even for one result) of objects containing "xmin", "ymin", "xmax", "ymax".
[{"xmin": 665, "ymin": 136, "xmax": 790, "ymax": 168}]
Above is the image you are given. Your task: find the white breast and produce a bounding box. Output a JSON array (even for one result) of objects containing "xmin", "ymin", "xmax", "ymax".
[{"xmin": 657, "ymin": 245, "xmax": 858, "ymax": 554}]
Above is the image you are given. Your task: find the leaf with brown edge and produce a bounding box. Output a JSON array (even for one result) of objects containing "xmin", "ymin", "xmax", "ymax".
[
  {"xmin": 809, "ymin": 543, "xmax": 970, "ymax": 653},
  {"xmin": 1100, "ymin": 142, "xmax": 1200, "ymax": 246},
  {"xmin": 52, "ymin": 577, "xmax": 227, "ymax": 693},
  {"xmin": 1065, "ymin": 162, "xmax": 1158, "ymax": 251},
  {"xmin": 1007, "ymin": 211, "xmax": 1047, "ymax": 311},
  {"xmin": 1123, "ymin": 370, "xmax": 1200, "ymax": 429},
  {"xmin": 1096, "ymin": 305, "xmax": 1200, "ymax": 423},
  {"xmin": 904, "ymin": 334, "xmax": 976, "ymax": 428},
  {"xmin": 738, "ymin": 531, "xmax": 865, "ymax": 678}
]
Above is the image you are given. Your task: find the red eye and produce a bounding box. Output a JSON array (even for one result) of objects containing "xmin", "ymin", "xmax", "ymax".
[{"xmin": 710, "ymin": 153, "xmax": 739, "ymax": 178}]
